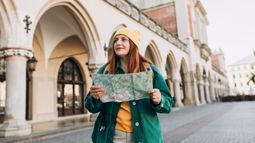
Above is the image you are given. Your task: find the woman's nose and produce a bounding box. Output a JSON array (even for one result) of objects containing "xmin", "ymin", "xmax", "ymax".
[{"xmin": 115, "ymin": 39, "xmax": 121, "ymax": 44}]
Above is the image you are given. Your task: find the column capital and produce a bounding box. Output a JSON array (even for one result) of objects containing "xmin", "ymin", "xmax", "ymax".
[
  {"xmin": 87, "ymin": 63, "xmax": 103, "ymax": 74},
  {"xmin": 172, "ymin": 69, "xmax": 181, "ymax": 82},
  {"xmin": 0, "ymin": 48, "xmax": 33, "ymax": 59}
]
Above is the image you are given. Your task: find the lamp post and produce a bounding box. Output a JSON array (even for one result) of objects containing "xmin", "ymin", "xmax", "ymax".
[
  {"xmin": 104, "ymin": 43, "xmax": 108, "ymax": 57},
  {"xmin": 26, "ymin": 56, "xmax": 37, "ymax": 120},
  {"xmin": 27, "ymin": 56, "xmax": 38, "ymax": 72},
  {"xmin": 0, "ymin": 59, "xmax": 6, "ymax": 82}
]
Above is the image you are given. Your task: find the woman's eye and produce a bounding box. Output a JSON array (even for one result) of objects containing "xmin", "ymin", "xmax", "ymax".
[
  {"xmin": 113, "ymin": 39, "xmax": 118, "ymax": 43},
  {"xmin": 122, "ymin": 38, "xmax": 128, "ymax": 41}
]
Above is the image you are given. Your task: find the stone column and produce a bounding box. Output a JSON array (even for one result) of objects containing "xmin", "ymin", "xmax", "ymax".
[
  {"xmin": 183, "ymin": 72, "xmax": 194, "ymax": 105},
  {"xmin": 197, "ymin": 80, "xmax": 206, "ymax": 105},
  {"xmin": 172, "ymin": 70, "xmax": 183, "ymax": 107},
  {"xmin": 187, "ymin": 72, "xmax": 200, "ymax": 106},
  {"xmin": 204, "ymin": 78, "xmax": 211, "ymax": 103},
  {"xmin": 0, "ymin": 48, "xmax": 33, "ymax": 137},
  {"xmin": 209, "ymin": 80, "xmax": 216, "ymax": 102},
  {"xmin": 192, "ymin": 79, "xmax": 200, "ymax": 106}
]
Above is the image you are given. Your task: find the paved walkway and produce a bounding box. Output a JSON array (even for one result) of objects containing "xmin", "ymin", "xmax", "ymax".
[
  {"xmin": 162, "ymin": 101, "xmax": 255, "ymax": 143},
  {"xmin": 0, "ymin": 101, "xmax": 255, "ymax": 143}
]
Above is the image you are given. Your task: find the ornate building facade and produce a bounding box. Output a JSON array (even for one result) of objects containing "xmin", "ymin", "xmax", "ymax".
[
  {"xmin": 227, "ymin": 54, "xmax": 255, "ymax": 95},
  {"xmin": 0, "ymin": 0, "xmax": 228, "ymax": 137}
]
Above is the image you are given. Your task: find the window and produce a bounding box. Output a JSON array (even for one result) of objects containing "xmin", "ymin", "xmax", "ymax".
[{"xmin": 57, "ymin": 58, "xmax": 85, "ymax": 117}]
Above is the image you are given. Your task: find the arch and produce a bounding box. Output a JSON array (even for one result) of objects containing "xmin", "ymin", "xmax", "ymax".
[
  {"xmin": 208, "ymin": 71, "xmax": 212, "ymax": 82},
  {"xmin": 165, "ymin": 51, "xmax": 178, "ymax": 106},
  {"xmin": 195, "ymin": 64, "xmax": 201, "ymax": 81},
  {"xmin": 31, "ymin": 0, "xmax": 101, "ymax": 62},
  {"xmin": 144, "ymin": 41, "xmax": 163, "ymax": 68},
  {"xmin": 166, "ymin": 51, "xmax": 178, "ymax": 71},
  {"xmin": 56, "ymin": 58, "xmax": 85, "ymax": 116},
  {"xmin": 180, "ymin": 58, "xmax": 189, "ymax": 74},
  {"xmin": 49, "ymin": 35, "xmax": 88, "ymax": 80},
  {"xmin": 0, "ymin": 0, "xmax": 16, "ymax": 47},
  {"xmin": 180, "ymin": 58, "xmax": 189, "ymax": 104}
]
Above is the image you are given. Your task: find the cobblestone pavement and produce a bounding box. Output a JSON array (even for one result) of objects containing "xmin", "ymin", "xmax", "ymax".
[
  {"xmin": 1, "ymin": 101, "xmax": 255, "ymax": 143},
  {"xmin": 162, "ymin": 101, "xmax": 255, "ymax": 143}
]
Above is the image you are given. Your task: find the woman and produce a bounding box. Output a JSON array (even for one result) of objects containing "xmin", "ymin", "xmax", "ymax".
[{"xmin": 85, "ymin": 27, "xmax": 173, "ymax": 143}]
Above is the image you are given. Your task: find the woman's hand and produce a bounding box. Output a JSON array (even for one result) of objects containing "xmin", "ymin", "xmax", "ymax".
[
  {"xmin": 90, "ymin": 86, "xmax": 105, "ymax": 100},
  {"xmin": 149, "ymin": 89, "xmax": 161, "ymax": 105}
]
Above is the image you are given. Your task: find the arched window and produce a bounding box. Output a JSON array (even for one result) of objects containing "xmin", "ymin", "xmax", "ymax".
[{"xmin": 57, "ymin": 58, "xmax": 84, "ymax": 116}]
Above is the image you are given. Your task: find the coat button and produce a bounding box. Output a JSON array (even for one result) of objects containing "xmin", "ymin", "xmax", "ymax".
[
  {"xmin": 135, "ymin": 122, "xmax": 139, "ymax": 126},
  {"xmin": 132, "ymin": 102, "xmax": 136, "ymax": 106},
  {"xmin": 100, "ymin": 126, "xmax": 105, "ymax": 132}
]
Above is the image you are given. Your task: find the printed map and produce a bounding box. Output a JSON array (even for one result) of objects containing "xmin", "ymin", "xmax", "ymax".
[{"xmin": 92, "ymin": 71, "xmax": 153, "ymax": 102}]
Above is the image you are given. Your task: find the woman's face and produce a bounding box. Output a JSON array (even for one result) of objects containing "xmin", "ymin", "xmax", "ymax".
[{"xmin": 113, "ymin": 35, "xmax": 130, "ymax": 58}]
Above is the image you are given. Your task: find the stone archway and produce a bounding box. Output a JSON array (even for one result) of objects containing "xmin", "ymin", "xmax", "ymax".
[
  {"xmin": 180, "ymin": 58, "xmax": 191, "ymax": 105},
  {"xmin": 31, "ymin": 4, "xmax": 93, "ymax": 122},
  {"xmin": 208, "ymin": 71, "xmax": 216, "ymax": 102},
  {"xmin": 145, "ymin": 41, "xmax": 163, "ymax": 69},
  {"xmin": 165, "ymin": 51, "xmax": 178, "ymax": 106},
  {"xmin": 56, "ymin": 58, "xmax": 85, "ymax": 117},
  {"xmin": 195, "ymin": 64, "xmax": 205, "ymax": 104}
]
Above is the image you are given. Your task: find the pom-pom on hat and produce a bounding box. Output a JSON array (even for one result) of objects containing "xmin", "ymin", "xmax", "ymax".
[{"xmin": 113, "ymin": 27, "xmax": 140, "ymax": 48}]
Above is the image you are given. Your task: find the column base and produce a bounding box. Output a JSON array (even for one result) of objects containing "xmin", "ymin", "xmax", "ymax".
[
  {"xmin": 0, "ymin": 120, "xmax": 31, "ymax": 137},
  {"xmin": 90, "ymin": 113, "xmax": 99, "ymax": 122},
  {"xmin": 200, "ymin": 99, "xmax": 206, "ymax": 105},
  {"xmin": 174, "ymin": 101, "xmax": 184, "ymax": 108}
]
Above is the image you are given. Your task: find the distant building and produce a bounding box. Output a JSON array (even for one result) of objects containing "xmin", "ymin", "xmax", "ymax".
[
  {"xmin": 211, "ymin": 48, "xmax": 226, "ymax": 73},
  {"xmin": 227, "ymin": 54, "xmax": 255, "ymax": 95}
]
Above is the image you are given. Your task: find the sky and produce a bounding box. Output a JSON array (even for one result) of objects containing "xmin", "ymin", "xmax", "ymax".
[{"xmin": 201, "ymin": 0, "xmax": 255, "ymax": 66}]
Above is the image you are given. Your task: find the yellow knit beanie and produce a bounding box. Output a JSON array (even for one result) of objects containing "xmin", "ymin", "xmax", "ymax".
[{"xmin": 113, "ymin": 27, "xmax": 140, "ymax": 48}]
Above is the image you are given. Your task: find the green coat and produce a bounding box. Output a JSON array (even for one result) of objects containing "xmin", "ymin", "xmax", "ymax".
[{"xmin": 85, "ymin": 63, "xmax": 173, "ymax": 143}]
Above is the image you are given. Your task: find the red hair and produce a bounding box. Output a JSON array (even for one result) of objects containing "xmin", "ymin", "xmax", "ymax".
[{"xmin": 107, "ymin": 40, "xmax": 151, "ymax": 74}]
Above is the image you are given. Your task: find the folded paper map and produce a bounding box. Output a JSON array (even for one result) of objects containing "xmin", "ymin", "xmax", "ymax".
[{"xmin": 92, "ymin": 71, "xmax": 153, "ymax": 102}]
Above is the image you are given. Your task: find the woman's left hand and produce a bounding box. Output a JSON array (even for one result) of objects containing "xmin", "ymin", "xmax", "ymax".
[{"xmin": 148, "ymin": 88, "xmax": 161, "ymax": 105}]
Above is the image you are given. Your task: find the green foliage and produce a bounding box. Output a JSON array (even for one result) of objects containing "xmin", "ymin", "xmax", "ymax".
[{"xmin": 248, "ymin": 73, "xmax": 255, "ymax": 84}]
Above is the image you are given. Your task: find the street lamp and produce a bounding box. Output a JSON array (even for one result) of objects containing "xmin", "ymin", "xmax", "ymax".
[
  {"xmin": 0, "ymin": 59, "xmax": 6, "ymax": 82},
  {"xmin": 27, "ymin": 56, "xmax": 38, "ymax": 72},
  {"xmin": 104, "ymin": 43, "xmax": 108, "ymax": 57}
]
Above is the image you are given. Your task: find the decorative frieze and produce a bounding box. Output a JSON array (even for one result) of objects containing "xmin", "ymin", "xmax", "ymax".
[
  {"xmin": 200, "ymin": 43, "xmax": 211, "ymax": 61},
  {"xmin": 116, "ymin": 0, "xmax": 131, "ymax": 15},
  {"xmin": 0, "ymin": 48, "xmax": 33, "ymax": 59},
  {"xmin": 130, "ymin": 7, "xmax": 140, "ymax": 21},
  {"xmin": 104, "ymin": 0, "xmax": 187, "ymax": 53},
  {"xmin": 140, "ymin": 14, "xmax": 149, "ymax": 27},
  {"xmin": 156, "ymin": 26, "xmax": 162, "ymax": 36},
  {"xmin": 106, "ymin": 0, "xmax": 116, "ymax": 6},
  {"xmin": 148, "ymin": 20, "xmax": 156, "ymax": 32},
  {"xmin": 194, "ymin": 39, "xmax": 202, "ymax": 47}
]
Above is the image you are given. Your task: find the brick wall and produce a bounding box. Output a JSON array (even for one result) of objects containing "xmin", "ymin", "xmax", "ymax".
[{"xmin": 144, "ymin": 4, "xmax": 178, "ymax": 35}]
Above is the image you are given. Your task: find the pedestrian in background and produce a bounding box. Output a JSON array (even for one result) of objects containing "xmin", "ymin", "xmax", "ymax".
[{"xmin": 85, "ymin": 27, "xmax": 173, "ymax": 143}]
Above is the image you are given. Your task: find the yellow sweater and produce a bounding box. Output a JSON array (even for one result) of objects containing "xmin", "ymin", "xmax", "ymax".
[{"xmin": 115, "ymin": 102, "xmax": 133, "ymax": 132}]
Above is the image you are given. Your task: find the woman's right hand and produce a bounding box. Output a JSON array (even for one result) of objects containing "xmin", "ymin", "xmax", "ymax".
[{"xmin": 90, "ymin": 86, "xmax": 105, "ymax": 100}]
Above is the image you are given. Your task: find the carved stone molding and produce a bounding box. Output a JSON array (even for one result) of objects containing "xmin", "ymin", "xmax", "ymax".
[
  {"xmin": 200, "ymin": 43, "xmax": 211, "ymax": 61},
  {"xmin": 88, "ymin": 63, "xmax": 103, "ymax": 74},
  {"xmin": 0, "ymin": 48, "xmax": 33, "ymax": 59},
  {"xmin": 104, "ymin": 0, "xmax": 187, "ymax": 53}
]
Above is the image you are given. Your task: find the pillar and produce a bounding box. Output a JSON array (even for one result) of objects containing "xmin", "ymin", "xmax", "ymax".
[
  {"xmin": 204, "ymin": 78, "xmax": 211, "ymax": 103},
  {"xmin": 172, "ymin": 70, "xmax": 183, "ymax": 107},
  {"xmin": 0, "ymin": 48, "xmax": 33, "ymax": 137},
  {"xmin": 197, "ymin": 80, "xmax": 206, "ymax": 105}
]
